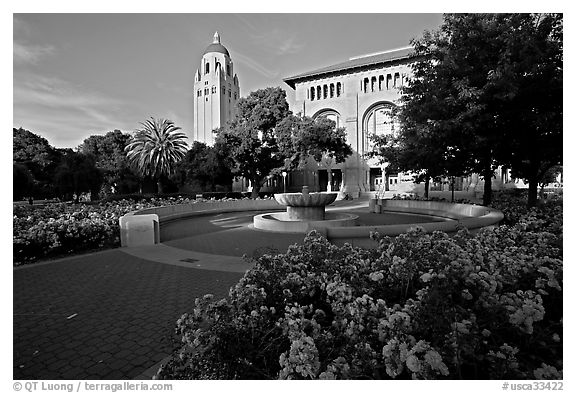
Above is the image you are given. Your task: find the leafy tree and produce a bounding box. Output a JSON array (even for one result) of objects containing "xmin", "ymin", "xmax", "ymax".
[
  {"xmin": 395, "ymin": 14, "xmax": 512, "ymax": 205},
  {"xmin": 125, "ymin": 118, "xmax": 188, "ymax": 194},
  {"xmin": 537, "ymin": 165, "xmax": 562, "ymax": 199},
  {"xmin": 13, "ymin": 127, "xmax": 61, "ymax": 197},
  {"xmin": 217, "ymin": 87, "xmax": 353, "ymax": 198},
  {"xmin": 389, "ymin": 14, "xmax": 561, "ymax": 207},
  {"xmin": 53, "ymin": 150, "xmax": 103, "ymax": 202},
  {"xmin": 215, "ymin": 87, "xmax": 292, "ymax": 198},
  {"xmin": 489, "ymin": 14, "xmax": 563, "ymax": 207},
  {"xmin": 13, "ymin": 163, "xmax": 34, "ymax": 201},
  {"xmin": 276, "ymin": 115, "xmax": 352, "ymax": 191},
  {"xmin": 79, "ymin": 130, "xmax": 139, "ymax": 195},
  {"xmin": 174, "ymin": 141, "xmax": 234, "ymax": 192}
]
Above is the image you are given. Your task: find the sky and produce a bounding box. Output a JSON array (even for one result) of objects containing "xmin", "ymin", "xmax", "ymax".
[{"xmin": 13, "ymin": 13, "xmax": 444, "ymax": 148}]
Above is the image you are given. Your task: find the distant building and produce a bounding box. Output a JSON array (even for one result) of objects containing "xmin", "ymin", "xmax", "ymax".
[
  {"xmin": 193, "ymin": 32, "xmax": 240, "ymax": 146},
  {"xmin": 283, "ymin": 48, "xmax": 515, "ymax": 197}
]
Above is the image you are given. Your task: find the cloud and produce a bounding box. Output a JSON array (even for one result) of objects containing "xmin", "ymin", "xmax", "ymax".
[
  {"xmin": 14, "ymin": 42, "xmax": 55, "ymax": 65},
  {"xmin": 232, "ymin": 51, "xmax": 280, "ymax": 79},
  {"xmin": 233, "ymin": 15, "xmax": 305, "ymax": 56},
  {"xmin": 13, "ymin": 15, "xmax": 32, "ymax": 36},
  {"xmin": 251, "ymin": 29, "xmax": 305, "ymax": 56},
  {"xmin": 13, "ymin": 73, "xmax": 137, "ymax": 147}
]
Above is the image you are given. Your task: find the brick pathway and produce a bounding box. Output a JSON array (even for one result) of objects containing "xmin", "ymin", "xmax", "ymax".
[{"xmin": 13, "ymin": 250, "xmax": 243, "ymax": 380}]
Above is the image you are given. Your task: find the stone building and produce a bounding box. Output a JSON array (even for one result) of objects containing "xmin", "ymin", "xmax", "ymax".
[
  {"xmin": 283, "ymin": 47, "xmax": 418, "ymax": 196},
  {"xmin": 193, "ymin": 32, "xmax": 240, "ymax": 146},
  {"xmin": 283, "ymin": 47, "xmax": 516, "ymax": 197}
]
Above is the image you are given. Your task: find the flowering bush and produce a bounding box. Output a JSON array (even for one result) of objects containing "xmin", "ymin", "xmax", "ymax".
[
  {"xmin": 157, "ymin": 200, "xmax": 562, "ymax": 380},
  {"xmin": 13, "ymin": 196, "xmax": 244, "ymax": 265}
]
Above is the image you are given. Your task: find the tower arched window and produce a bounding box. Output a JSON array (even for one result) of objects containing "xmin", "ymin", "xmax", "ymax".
[
  {"xmin": 205, "ymin": 62, "xmax": 210, "ymax": 74},
  {"xmin": 226, "ymin": 64, "xmax": 231, "ymax": 76},
  {"xmin": 363, "ymin": 103, "xmax": 397, "ymax": 153}
]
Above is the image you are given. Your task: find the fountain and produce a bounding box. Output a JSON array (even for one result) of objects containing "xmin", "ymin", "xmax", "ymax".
[{"xmin": 253, "ymin": 186, "xmax": 359, "ymax": 233}]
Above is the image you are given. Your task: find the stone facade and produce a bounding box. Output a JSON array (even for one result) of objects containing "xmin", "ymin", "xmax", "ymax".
[
  {"xmin": 193, "ymin": 32, "xmax": 240, "ymax": 146},
  {"xmin": 283, "ymin": 48, "xmax": 518, "ymax": 197},
  {"xmin": 283, "ymin": 47, "xmax": 418, "ymax": 197}
]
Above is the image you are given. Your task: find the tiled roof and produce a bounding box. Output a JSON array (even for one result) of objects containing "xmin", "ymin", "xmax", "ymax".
[{"xmin": 283, "ymin": 47, "xmax": 415, "ymax": 89}]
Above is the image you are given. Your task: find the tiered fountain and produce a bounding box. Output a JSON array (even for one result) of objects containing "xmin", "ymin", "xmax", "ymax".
[{"xmin": 253, "ymin": 186, "xmax": 359, "ymax": 233}]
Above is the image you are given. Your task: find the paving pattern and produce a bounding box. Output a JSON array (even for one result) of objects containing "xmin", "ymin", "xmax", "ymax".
[{"xmin": 13, "ymin": 250, "xmax": 243, "ymax": 380}]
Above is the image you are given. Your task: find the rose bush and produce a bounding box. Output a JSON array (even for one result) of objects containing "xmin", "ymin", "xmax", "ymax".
[
  {"xmin": 13, "ymin": 196, "xmax": 255, "ymax": 265},
  {"xmin": 157, "ymin": 196, "xmax": 562, "ymax": 380}
]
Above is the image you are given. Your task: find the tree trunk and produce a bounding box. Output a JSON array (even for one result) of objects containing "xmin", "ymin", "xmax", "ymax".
[
  {"xmin": 424, "ymin": 175, "xmax": 430, "ymax": 199},
  {"xmin": 157, "ymin": 179, "xmax": 164, "ymax": 195},
  {"xmin": 528, "ymin": 176, "xmax": 539, "ymax": 207},
  {"xmin": 451, "ymin": 177, "xmax": 455, "ymax": 202},
  {"xmin": 327, "ymin": 169, "xmax": 333, "ymax": 192},
  {"xmin": 250, "ymin": 177, "xmax": 261, "ymax": 199},
  {"xmin": 251, "ymin": 185, "xmax": 260, "ymax": 199},
  {"xmin": 482, "ymin": 166, "xmax": 493, "ymax": 206}
]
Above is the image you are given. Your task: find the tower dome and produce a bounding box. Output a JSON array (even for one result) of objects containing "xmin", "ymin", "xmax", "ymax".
[{"xmin": 203, "ymin": 31, "xmax": 230, "ymax": 56}]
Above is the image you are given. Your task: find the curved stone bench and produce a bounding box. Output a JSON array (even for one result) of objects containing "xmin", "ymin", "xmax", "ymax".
[
  {"xmin": 327, "ymin": 199, "xmax": 504, "ymax": 248},
  {"xmin": 119, "ymin": 199, "xmax": 282, "ymax": 247}
]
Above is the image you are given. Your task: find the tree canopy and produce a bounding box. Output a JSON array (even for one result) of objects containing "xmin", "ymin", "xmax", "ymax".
[
  {"xmin": 53, "ymin": 150, "xmax": 103, "ymax": 202},
  {"xmin": 277, "ymin": 115, "xmax": 352, "ymax": 169},
  {"xmin": 215, "ymin": 87, "xmax": 292, "ymax": 198},
  {"xmin": 79, "ymin": 129, "xmax": 139, "ymax": 195},
  {"xmin": 174, "ymin": 141, "xmax": 234, "ymax": 192},
  {"xmin": 13, "ymin": 127, "xmax": 62, "ymax": 197},
  {"xmin": 125, "ymin": 118, "xmax": 188, "ymax": 194},
  {"xmin": 372, "ymin": 13, "xmax": 562, "ymax": 206},
  {"xmin": 216, "ymin": 87, "xmax": 352, "ymax": 198}
]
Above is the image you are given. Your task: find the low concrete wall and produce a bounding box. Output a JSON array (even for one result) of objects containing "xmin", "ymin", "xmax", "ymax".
[
  {"xmin": 328, "ymin": 199, "xmax": 503, "ymax": 248},
  {"xmin": 132, "ymin": 199, "xmax": 282, "ymax": 222},
  {"xmin": 119, "ymin": 199, "xmax": 282, "ymax": 246}
]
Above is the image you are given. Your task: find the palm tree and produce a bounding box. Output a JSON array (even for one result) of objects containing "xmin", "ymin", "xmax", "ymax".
[{"xmin": 125, "ymin": 117, "xmax": 188, "ymax": 194}]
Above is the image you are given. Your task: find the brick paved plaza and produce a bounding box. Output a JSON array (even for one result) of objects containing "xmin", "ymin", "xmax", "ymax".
[{"xmin": 13, "ymin": 250, "xmax": 243, "ymax": 379}]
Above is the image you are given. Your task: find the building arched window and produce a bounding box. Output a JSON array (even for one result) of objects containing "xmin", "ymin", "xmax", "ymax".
[
  {"xmin": 363, "ymin": 103, "xmax": 397, "ymax": 153},
  {"xmin": 363, "ymin": 78, "xmax": 369, "ymax": 93},
  {"xmin": 371, "ymin": 76, "xmax": 377, "ymax": 92},
  {"xmin": 379, "ymin": 75, "xmax": 385, "ymax": 91},
  {"xmin": 226, "ymin": 64, "xmax": 231, "ymax": 76},
  {"xmin": 336, "ymin": 82, "xmax": 342, "ymax": 97},
  {"xmin": 330, "ymin": 84, "xmax": 334, "ymax": 98},
  {"xmin": 317, "ymin": 86, "xmax": 321, "ymax": 99},
  {"xmin": 386, "ymin": 74, "xmax": 392, "ymax": 89},
  {"xmin": 314, "ymin": 109, "xmax": 342, "ymax": 129},
  {"xmin": 205, "ymin": 62, "xmax": 210, "ymax": 74},
  {"xmin": 310, "ymin": 87, "xmax": 315, "ymax": 101},
  {"xmin": 394, "ymin": 72, "xmax": 400, "ymax": 88},
  {"xmin": 323, "ymin": 85, "xmax": 328, "ymax": 99}
]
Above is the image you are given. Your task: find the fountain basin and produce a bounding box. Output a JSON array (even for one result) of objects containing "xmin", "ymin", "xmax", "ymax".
[
  {"xmin": 253, "ymin": 211, "xmax": 359, "ymax": 233},
  {"xmin": 273, "ymin": 192, "xmax": 337, "ymax": 207}
]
